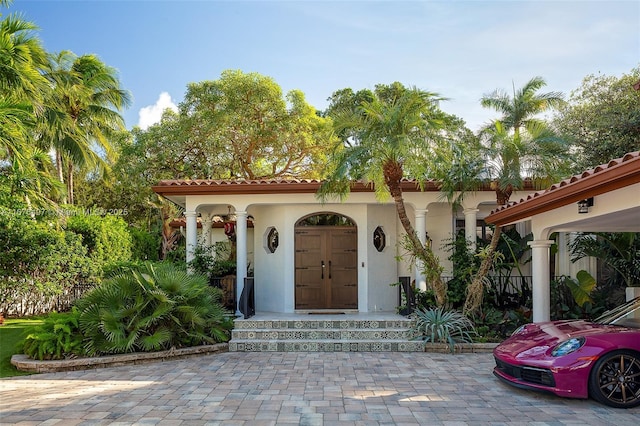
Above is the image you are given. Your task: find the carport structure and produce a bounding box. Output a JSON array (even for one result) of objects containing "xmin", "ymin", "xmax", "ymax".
[{"xmin": 485, "ymin": 152, "xmax": 640, "ymax": 322}]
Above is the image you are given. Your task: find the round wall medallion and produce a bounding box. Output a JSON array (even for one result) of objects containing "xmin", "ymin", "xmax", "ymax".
[
  {"xmin": 373, "ymin": 226, "xmax": 386, "ymax": 252},
  {"xmin": 266, "ymin": 227, "xmax": 279, "ymax": 253}
]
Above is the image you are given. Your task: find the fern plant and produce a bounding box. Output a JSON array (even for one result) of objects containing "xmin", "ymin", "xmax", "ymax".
[
  {"xmin": 410, "ymin": 306, "xmax": 477, "ymax": 353},
  {"xmin": 22, "ymin": 308, "xmax": 84, "ymax": 360},
  {"xmin": 76, "ymin": 262, "xmax": 232, "ymax": 356}
]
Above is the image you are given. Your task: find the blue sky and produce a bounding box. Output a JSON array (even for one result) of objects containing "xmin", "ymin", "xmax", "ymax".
[{"xmin": 4, "ymin": 0, "xmax": 639, "ymax": 131}]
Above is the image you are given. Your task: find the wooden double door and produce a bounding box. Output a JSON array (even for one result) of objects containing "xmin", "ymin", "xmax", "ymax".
[{"xmin": 295, "ymin": 227, "xmax": 358, "ymax": 310}]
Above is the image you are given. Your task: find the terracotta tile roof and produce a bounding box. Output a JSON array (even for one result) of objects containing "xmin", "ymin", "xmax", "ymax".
[
  {"xmin": 486, "ymin": 151, "xmax": 640, "ymax": 225},
  {"xmin": 153, "ymin": 178, "xmax": 445, "ymax": 195}
]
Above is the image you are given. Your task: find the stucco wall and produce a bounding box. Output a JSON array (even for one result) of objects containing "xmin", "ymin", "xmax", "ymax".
[{"xmin": 366, "ymin": 204, "xmax": 400, "ymax": 312}]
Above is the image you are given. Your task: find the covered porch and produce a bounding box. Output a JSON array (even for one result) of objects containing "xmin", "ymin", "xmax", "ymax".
[
  {"xmin": 152, "ymin": 179, "xmax": 520, "ymax": 317},
  {"xmin": 485, "ymin": 152, "xmax": 640, "ymax": 322}
]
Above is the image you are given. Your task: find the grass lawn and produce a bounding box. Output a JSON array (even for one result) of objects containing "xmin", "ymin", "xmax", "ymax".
[{"xmin": 0, "ymin": 317, "xmax": 44, "ymax": 378}]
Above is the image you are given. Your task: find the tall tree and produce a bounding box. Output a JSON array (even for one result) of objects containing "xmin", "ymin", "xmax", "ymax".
[
  {"xmin": 0, "ymin": 4, "xmax": 59, "ymax": 210},
  {"xmin": 553, "ymin": 67, "xmax": 640, "ymax": 170},
  {"xmin": 0, "ymin": 9, "xmax": 47, "ymax": 168},
  {"xmin": 319, "ymin": 83, "xmax": 450, "ymax": 305},
  {"xmin": 39, "ymin": 51, "xmax": 131, "ymax": 204},
  {"xmin": 0, "ymin": 10, "xmax": 47, "ymax": 103},
  {"xmin": 181, "ymin": 70, "xmax": 333, "ymax": 180},
  {"xmin": 480, "ymin": 76, "xmax": 564, "ymax": 138},
  {"xmin": 462, "ymin": 77, "xmax": 568, "ymax": 314}
]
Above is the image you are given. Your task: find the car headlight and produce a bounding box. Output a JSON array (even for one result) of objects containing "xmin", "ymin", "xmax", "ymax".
[{"xmin": 551, "ymin": 337, "xmax": 585, "ymax": 357}]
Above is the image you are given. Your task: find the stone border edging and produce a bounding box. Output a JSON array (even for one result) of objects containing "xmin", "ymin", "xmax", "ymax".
[
  {"xmin": 10, "ymin": 341, "xmax": 498, "ymax": 373},
  {"xmin": 10, "ymin": 343, "xmax": 228, "ymax": 373},
  {"xmin": 423, "ymin": 342, "xmax": 498, "ymax": 354}
]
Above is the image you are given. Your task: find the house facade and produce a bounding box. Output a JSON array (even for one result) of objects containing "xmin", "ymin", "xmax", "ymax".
[{"xmin": 154, "ymin": 179, "xmax": 538, "ymax": 315}]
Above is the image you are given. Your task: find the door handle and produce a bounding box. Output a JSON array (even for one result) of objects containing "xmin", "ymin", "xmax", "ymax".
[
  {"xmin": 321, "ymin": 260, "xmax": 324, "ymax": 279},
  {"xmin": 328, "ymin": 260, "xmax": 332, "ymax": 279}
]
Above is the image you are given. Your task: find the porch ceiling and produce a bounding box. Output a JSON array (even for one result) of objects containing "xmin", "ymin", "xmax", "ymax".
[{"xmin": 553, "ymin": 206, "xmax": 640, "ymax": 233}]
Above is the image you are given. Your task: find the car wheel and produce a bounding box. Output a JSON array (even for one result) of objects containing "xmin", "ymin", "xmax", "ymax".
[{"xmin": 588, "ymin": 350, "xmax": 640, "ymax": 408}]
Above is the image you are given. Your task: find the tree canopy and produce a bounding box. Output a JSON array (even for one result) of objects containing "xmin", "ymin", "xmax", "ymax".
[
  {"xmin": 178, "ymin": 69, "xmax": 334, "ymax": 180},
  {"xmin": 553, "ymin": 67, "xmax": 640, "ymax": 171}
]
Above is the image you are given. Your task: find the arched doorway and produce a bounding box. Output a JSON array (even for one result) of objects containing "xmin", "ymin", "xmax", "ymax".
[{"xmin": 294, "ymin": 213, "xmax": 358, "ymax": 310}]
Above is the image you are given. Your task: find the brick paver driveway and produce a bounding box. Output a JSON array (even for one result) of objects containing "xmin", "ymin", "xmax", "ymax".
[{"xmin": 1, "ymin": 352, "xmax": 639, "ymax": 425}]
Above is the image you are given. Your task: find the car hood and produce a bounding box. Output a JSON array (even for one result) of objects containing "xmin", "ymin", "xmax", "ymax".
[{"xmin": 495, "ymin": 320, "xmax": 623, "ymax": 360}]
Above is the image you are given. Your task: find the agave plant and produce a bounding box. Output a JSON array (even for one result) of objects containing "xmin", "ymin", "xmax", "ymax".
[
  {"xmin": 411, "ymin": 306, "xmax": 477, "ymax": 353},
  {"xmin": 76, "ymin": 262, "xmax": 232, "ymax": 356}
]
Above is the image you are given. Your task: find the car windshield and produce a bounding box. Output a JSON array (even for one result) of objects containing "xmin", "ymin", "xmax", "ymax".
[{"xmin": 594, "ymin": 297, "xmax": 640, "ymax": 328}]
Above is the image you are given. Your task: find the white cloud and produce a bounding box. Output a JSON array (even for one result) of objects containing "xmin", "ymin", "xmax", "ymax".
[{"xmin": 137, "ymin": 92, "xmax": 178, "ymax": 130}]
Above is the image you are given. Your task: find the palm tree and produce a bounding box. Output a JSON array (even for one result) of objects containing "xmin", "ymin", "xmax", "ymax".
[
  {"xmin": 2, "ymin": 148, "xmax": 64, "ymax": 212},
  {"xmin": 0, "ymin": 12, "xmax": 47, "ymax": 102},
  {"xmin": 39, "ymin": 51, "xmax": 131, "ymax": 204},
  {"xmin": 461, "ymin": 77, "xmax": 568, "ymax": 314},
  {"xmin": 0, "ymin": 11, "xmax": 47, "ymax": 168},
  {"xmin": 319, "ymin": 83, "xmax": 449, "ymax": 305},
  {"xmin": 480, "ymin": 76, "xmax": 564, "ymax": 137}
]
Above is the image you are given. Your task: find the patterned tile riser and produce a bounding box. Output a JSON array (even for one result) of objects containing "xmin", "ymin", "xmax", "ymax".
[
  {"xmin": 231, "ymin": 329, "xmax": 413, "ymax": 340},
  {"xmin": 229, "ymin": 318, "xmax": 423, "ymax": 352},
  {"xmin": 236, "ymin": 319, "xmax": 414, "ymax": 330},
  {"xmin": 228, "ymin": 341, "xmax": 426, "ymax": 352}
]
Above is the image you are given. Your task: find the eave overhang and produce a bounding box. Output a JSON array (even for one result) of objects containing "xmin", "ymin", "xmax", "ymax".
[
  {"xmin": 152, "ymin": 179, "xmax": 445, "ymax": 197},
  {"xmin": 485, "ymin": 152, "xmax": 640, "ymax": 226}
]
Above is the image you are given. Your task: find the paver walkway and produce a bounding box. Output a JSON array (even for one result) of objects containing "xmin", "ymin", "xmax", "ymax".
[{"xmin": 1, "ymin": 352, "xmax": 639, "ymax": 425}]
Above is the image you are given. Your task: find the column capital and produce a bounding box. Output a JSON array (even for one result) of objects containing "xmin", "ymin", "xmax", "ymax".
[
  {"xmin": 184, "ymin": 210, "xmax": 198, "ymax": 217},
  {"xmin": 528, "ymin": 239, "xmax": 555, "ymax": 249},
  {"xmin": 463, "ymin": 207, "xmax": 479, "ymax": 215}
]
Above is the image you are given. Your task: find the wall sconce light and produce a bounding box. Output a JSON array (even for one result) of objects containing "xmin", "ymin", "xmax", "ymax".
[{"xmin": 577, "ymin": 197, "xmax": 594, "ymax": 214}]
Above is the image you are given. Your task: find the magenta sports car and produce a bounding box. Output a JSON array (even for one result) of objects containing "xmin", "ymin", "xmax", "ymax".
[{"xmin": 493, "ymin": 297, "xmax": 640, "ymax": 408}]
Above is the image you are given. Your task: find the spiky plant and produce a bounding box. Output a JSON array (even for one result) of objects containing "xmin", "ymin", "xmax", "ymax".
[
  {"xmin": 76, "ymin": 262, "xmax": 231, "ymax": 356},
  {"xmin": 411, "ymin": 306, "xmax": 477, "ymax": 353}
]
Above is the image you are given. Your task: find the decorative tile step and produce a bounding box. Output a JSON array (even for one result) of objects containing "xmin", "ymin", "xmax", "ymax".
[
  {"xmin": 228, "ymin": 339, "xmax": 426, "ymax": 352},
  {"xmin": 234, "ymin": 319, "xmax": 414, "ymax": 330},
  {"xmin": 229, "ymin": 314, "xmax": 422, "ymax": 352},
  {"xmin": 231, "ymin": 328, "xmax": 417, "ymax": 340}
]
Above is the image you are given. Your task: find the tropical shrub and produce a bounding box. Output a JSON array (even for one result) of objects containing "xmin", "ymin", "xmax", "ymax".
[
  {"xmin": 444, "ymin": 231, "xmax": 480, "ymax": 309},
  {"xmin": 0, "ymin": 213, "xmax": 98, "ymax": 316},
  {"xmin": 66, "ymin": 212, "xmax": 132, "ymax": 271},
  {"xmin": 570, "ymin": 232, "xmax": 640, "ymax": 290},
  {"xmin": 22, "ymin": 309, "xmax": 84, "ymax": 360},
  {"xmin": 76, "ymin": 262, "xmax": 232, "ymax": 356},
  {"xmin": 128, "ymin": 227, "xmax": 160, "ymax": 261},
  {"xmin": 551, "ymin": 271, "xmax": 606, "ymax": 320},
  {"xmin": 189, "ymin": 241, "xmax": 236, "ymax": 281},
  {"xmin": 410, "ymin": 306, "xmax": 477, "ymax": 353}
]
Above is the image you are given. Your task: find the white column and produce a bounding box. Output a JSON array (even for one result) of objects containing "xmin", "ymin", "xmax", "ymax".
[
  {"xmin": 235, "ymin": 210, "xmax": 248, "ymax": 315},
  {"xmin": 529, "ymin": 240, "xmax": 554, "ymax": 323},
  {"xmin": 202, "ymin": 214, "xmax": 213, "ymax": 247},
  {"xmin": 463, "ymin": 208, "xmax": 479, "ymax": 252},
  {"xmin": 185, "ymin": 210, "xmax": 198, "ymax": 266},
  {"xmin": 415, "ymin": 209, "xmax": 427, "ymax": 292}
]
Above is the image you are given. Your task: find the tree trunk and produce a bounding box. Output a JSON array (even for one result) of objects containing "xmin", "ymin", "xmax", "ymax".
[
  {"xmin": 386, "ymin": 177, "xmax": 446, "ymax": 306},
  {"xmin": 56, "ymin": 150, "xmax": 67, "ymax": 204},
  {"xmin": 463, "ymin": 225, "xmax": 503, "ymax": 315},
  {"xmin": 67, "ymin": 163, "xmax": 74, "ymax": 205}
]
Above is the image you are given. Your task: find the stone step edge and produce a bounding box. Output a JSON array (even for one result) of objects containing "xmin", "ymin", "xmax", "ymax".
[
  {"xmin": 11, "ymin": 343, "xmax": 229, "ymax": 373},
  {"xmin": 232, "ymin": 327, "xmax": 414, "ymax": 332},
  {"xmin": 231, "ymin": 331, "xmax": 417, "ymax": 339},
  {"xmin": 231, "ymin": 329, "xmax": 416, "ymax": 332},
  {"xmin": 229, "ymin": 339, "xmax": 425, "ymax": 352},
  {"xmin": 229, "ymin": 340, "xmax": 498, "ymax": 353},
  {"xmin": 234, "ymin": 321, "xmax": 414, "ymax": 327}
]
